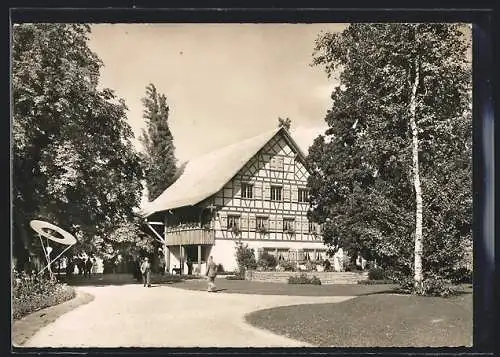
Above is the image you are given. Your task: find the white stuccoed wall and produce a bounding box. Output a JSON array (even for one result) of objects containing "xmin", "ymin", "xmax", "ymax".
[{"xmin": 210, "ymin": 238, "xmax": 328, "ymax": 272}]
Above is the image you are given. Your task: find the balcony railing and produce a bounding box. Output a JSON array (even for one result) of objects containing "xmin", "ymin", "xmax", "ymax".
[{"xmin": 165, "ymin": 227, "xmax": 215, "ymax": 246}]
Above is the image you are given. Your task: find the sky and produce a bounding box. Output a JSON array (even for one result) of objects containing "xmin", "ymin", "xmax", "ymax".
[{"xmin": 87, "ymin": 23, "xmax": 347, "ymax": 163}]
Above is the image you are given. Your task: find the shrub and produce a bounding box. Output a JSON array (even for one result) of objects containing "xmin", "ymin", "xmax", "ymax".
[
  {"xmin": 323, "ymin": 259, "xmax": 332, "ymax": 271},
  {"xmin": 12, "ymin": 270, "xmax": 75, "ymax": 320},
  {"xmin": 235, "ymin": 241, "xmax": 257, "ymax": 274},
  {"xmin": 288, "ymin": 273, "xmax": 322, "ymax": 285},
  {"xmin": 310, "ymin": 276, "xmax": 322, "ymax": 285},
  {"xmin": 257, "ymin": 251, "xmax": 277, "ymax": 271},
  {"xmin": 304, "ymin": 260, "xmax": 316, "ymax": 271},
  {"xmin": 279, "ymin": 260, "xmax": 296, "ymax": 272},
  {"xmin": 448, "ymin": 267, "xmax": 473, "ymax": 284},
  {"xmin": 358, "ymin": 279, "xmax": 394, "ymax": 285},
  {"xmin": 396, "ymin": 276, "xmax": 457, "ymax": 297},
  {"xmin": 217, "ymin": 263, "xmax": 225, "ymax": 273},
  {"xmin": 368, "ymin": 267, "xmax": 387, "ymax": 280}
]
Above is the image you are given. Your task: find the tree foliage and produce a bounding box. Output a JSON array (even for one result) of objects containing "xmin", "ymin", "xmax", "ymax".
[
  {"xmin": 12, "ymin": 24, "xmax": 144, "ymax": 266},
  {"xmin": 139, "ymin": 83, "xmax": 178, "ymax": 201},
  {"xmin": 278, "ymin": 117, "xmax": 292, "ymax": 131},
  {"xmin": 234, "ymin": 241, "xmax": 257, "ymax": 275},
  {"xmin": 105, "ymin": 218, "xmax": 156, "ymax": 260},
  {"xmin": 307, "ymin": 24, "xmax": 472, "ymax": 280}
]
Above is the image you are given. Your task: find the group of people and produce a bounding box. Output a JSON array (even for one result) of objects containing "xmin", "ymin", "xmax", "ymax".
[
  {"xmin": 136, "ymin": 255, "xmax": 219, "ymax": 292},
  {"xmin": 65, "ymin": 256, "xmax": 94, "ymax": 278}
]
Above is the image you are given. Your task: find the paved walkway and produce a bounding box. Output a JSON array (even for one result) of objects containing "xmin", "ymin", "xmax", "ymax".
[{"xmin": 24, "ymin": 284, "xmax": 354, "ymax": 348}]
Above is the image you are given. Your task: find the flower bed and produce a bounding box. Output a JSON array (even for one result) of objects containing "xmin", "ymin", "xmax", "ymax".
[
  {"xmin": 288, "ymin": 273, "xmax": 322, "ymax": 285},
  {"xmin": 12, "ymin": 270, "xmax": 76, "ymax": 320}
]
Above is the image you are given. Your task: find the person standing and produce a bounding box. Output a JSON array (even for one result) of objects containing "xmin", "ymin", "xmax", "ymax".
[
  {"xmin": 205, "ymin": 256, "xmax": 218, "ymax": 292},
  {"xmin": 85, "ymin": 258, "xmax": 93, "ymax": 278},
  {"xmin": 140, "ymin": 257, "xmax": 151, "ymax": 287}
]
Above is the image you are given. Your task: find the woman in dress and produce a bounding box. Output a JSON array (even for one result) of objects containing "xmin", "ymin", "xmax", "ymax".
[{"xmin": 205, "ymin": 256, "xmax": 218, "ymax": 292}]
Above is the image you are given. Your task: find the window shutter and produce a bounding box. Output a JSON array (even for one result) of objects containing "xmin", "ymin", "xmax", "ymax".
[
  {"xmin": 234, "ymin": 181, "xmax": 241, "ymax": 197},
  {"xmin": 270, "ymin": 157, "xmax": 277, "ymax": 170},
  {"xmin": 269, "ymin": 217, "xmax": 276, "ymax": 231},
  {"xmin": 254, "ymin": 182, "xmax": 262, "ymax": 199},
  {"xmin": 263, "ymin": 183, "xmax": 271, "ymax": 200},
  {"xmin": 249, "ymin": 215, "xmax": 256, "ymax": 230},
  {"xmin": 276, "ymin": 219, "xmax": 283, "ymax": 231},
  {"xmin": 241, "ymin": 215, "xmax": 248, "ymax": 230},
  {"xmin": 301, "ymin": 219, "xmax": 308, "ymax": 233},
  {"xmin": 277, "ymin": 157, "xmax": 284, "ymax": 171},
  {"xmin": 219, "ymin": 213, "xmax": 227, "ymax": 230},
  {"xmin": 291, "ymin": 186, "xmax": 298, "ymax": 202},
  {"xmin": 283, "ymin": 185, "xmax": 291, "ymax": 201}
]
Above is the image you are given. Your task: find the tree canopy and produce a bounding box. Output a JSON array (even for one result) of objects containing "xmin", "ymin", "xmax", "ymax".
[
  {"xmin": 12, "ymin": 24, "xmax": 144, "ymax": 266},
  {"xmin": 307, "ymin": 24, "xmax": 472, "ymax": 280},
  {"xmin": 139, "ymin": 83, "xmax": 178, "ymax": 201}
]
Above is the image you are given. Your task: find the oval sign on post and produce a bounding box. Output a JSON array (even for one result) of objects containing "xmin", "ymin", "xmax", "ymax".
[{"xmin": 30, "ymin": 220, "xmax": 77, "ymax": 246}]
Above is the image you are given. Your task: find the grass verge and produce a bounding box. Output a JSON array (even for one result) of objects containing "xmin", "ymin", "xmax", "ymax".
[{"xmin": 245, "ymin": 286, "xmax": 472, "ymax": 347}]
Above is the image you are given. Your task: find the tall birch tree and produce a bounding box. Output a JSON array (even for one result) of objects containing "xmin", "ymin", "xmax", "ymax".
[{"xmin": 307, "ymin": 24, "xmax": 472, "ymax": 286}]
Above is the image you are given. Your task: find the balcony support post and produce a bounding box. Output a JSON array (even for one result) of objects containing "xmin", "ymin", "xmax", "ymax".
[
  {"xmin": 179, "ymin": 244, "xmax": 184, "ymax": 275},
  {"xmin": 197, "ymin": 244, "xmax": 202, "ymax": 276}
]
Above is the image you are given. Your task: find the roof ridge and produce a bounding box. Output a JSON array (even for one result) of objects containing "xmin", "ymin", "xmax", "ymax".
[
  {"xmin": 141, "ymin": 126, "xmax": 303, "ymax": 217},
  {"xmin": 186, "ymin": 126, "xmax": 281, "ymax": 164}
]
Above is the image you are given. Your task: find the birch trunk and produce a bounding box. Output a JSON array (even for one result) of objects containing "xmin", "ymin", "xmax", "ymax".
[
  {"xmin": 163, "ymin": 216, "xmax": 169, "ymax": 274},
  {"xmin": 409, "ymin": 57, "xmax": 424, "ymax": 287}
]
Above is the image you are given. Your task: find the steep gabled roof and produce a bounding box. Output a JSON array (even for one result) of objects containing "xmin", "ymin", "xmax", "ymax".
[{"xmin": 140, "ymin": 127, "xmax": 307, "ymax": 217}]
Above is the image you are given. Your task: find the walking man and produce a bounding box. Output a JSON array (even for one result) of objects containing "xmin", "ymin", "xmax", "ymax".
[
  {"xmin": 140, "ymin": 257, "xmax": 151, "ymax": 287},
  {"xmin": 206, "ymin": 256, "xmax": 218, "ymax": 292}
]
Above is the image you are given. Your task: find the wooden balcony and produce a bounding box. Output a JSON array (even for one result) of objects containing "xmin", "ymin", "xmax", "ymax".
[{"xmin": 165, "ymin": 227, "xmax": 215, "ymax": 246}]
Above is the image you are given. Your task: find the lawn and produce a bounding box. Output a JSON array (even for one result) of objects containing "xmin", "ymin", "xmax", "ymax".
[
  {"xmin": 245, "ymin": 286, "xmax": 473, "ymax": 347},
  {"xmin": 170, "ymin": 278, "xmax": 398, "ymax": 296}
]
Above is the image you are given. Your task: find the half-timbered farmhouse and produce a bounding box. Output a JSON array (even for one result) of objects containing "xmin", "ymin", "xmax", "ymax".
[{"xmin": 141, "ymin": 127, "xmax": 329, "ymax": 274}]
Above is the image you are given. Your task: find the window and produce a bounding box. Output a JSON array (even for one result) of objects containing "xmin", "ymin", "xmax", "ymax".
[
  {"xmin": 308, "ymin": 221, "xmax": 316, "ymax": 233},
  {"xmin": 227, "ymin": 215, "xmax": 240, "ymax": 230},
  {"xmin": 256, "ymin": 216, "xmax": 269, "ymax": 230},
  {"xmin": 283, "ymin": 218, "xmax": 295, "ymax": 232},
  {"xmin": 298, "ymin": 188, "xmax": 309, "ymax": 202},
  {"xmin": 270, "ymin": 157, "xmax": 284, "ymax": 171},
  {"xmin": 241, "ymin": 183, "xmax": 253, "ymax": 198},
  {"xmin": 270, "ymin": 186, "xmax": 282, "ymax": 201}
]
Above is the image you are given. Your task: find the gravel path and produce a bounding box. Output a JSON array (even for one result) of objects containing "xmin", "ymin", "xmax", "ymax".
[{"xmin": 24, "ymin": 284, "xmax": 354, "ymax": 348}]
